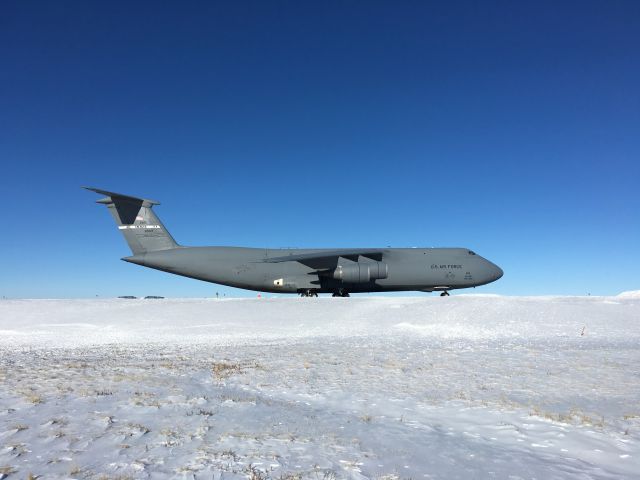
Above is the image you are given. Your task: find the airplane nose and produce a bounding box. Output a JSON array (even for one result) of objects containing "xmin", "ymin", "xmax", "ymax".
[
  {"xmin": 481, "ymin": 258, "xmax": 503, "ymax": 282},
  {"xmin": 490, "ymin": 263, "xmax": 503, "ymax": 280}
]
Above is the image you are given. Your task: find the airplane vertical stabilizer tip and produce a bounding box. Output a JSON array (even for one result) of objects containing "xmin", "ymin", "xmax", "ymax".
[{"xmin": 82, "ymin": 186, "xmax": 160, "ymax": 205}]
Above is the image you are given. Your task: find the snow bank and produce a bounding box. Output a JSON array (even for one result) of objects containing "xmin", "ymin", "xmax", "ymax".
[
  {"xmin": 0, "ymin": 295, "xmax": 638, "ymax": 347},
  {"xmin": 0, "ymin": 296, "xmax": 638, "ymax": 479},
  {"xmin": 618, "ymin": 289, "xmax": 640, "ymax": 298}
]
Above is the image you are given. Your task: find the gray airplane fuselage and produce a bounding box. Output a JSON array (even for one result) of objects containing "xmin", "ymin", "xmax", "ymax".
[
  {"xmin": 123, "ymin": 246, "xmax": 503, "ymax": 294},
  {"xmin": 85, "ymin": 187, "xmax": 503, "ymax": 296}
]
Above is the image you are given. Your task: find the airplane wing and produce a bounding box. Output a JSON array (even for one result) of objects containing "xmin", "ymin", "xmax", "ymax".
[{"xmin": 261, "ymin": 249, "xmax": 385, "ymax": 269}]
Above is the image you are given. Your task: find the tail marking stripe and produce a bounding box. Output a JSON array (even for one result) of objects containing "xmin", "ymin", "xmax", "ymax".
[{"xmin": 118, "ymin": 225, "xmax": 162, "ymax": 230}]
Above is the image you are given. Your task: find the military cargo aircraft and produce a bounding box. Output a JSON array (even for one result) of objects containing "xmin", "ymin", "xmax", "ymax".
[{"xmin": 85, "ymin": 187, "xmax": 503, "ymax": 297}]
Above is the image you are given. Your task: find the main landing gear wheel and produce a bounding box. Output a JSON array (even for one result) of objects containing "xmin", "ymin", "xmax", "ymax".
[
  {"xmin": 440, "ymin": 291, "xmax": 450, "ymax": 297},
  {"xmin": 332, "ymin": 289, "xmax": 350, "ymax": 297},
  {"xmin": 299, "ymin": 290, "xmax": 318, "ymax": 297}
]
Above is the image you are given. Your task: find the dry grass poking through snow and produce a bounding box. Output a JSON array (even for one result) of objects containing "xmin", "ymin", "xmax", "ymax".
[{"xmin": 0, "ymin": 296, "xmax": 639, "ymax": 478}]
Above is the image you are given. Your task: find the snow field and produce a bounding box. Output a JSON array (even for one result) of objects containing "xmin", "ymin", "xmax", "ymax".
[{"xmin": 0, "ymin": 295, "xmax": 639, "ymax": 479}]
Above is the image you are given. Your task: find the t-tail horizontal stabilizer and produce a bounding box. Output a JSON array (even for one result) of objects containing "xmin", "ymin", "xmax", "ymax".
[{"xmin": 84, "ymin": 186, "xmax": 178, "ymax": 255}]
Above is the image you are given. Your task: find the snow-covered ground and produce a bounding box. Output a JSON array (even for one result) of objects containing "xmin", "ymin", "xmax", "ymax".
[{"xmin": 0, "ymin": 294, "xmax": 639, "ymax": 479}]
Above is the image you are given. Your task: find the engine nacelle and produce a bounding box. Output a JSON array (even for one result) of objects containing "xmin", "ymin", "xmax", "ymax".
[{"xmin": 332, "ymin": 262, "xmax": 388, "ymax": 283}]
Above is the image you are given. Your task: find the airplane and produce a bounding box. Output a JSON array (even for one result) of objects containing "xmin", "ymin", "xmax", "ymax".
[{"xmin": 85, "ymin": 187, "xmax": 503, "ymax": 297}]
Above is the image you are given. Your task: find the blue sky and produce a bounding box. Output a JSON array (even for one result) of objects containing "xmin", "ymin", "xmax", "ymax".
[{"xmin": 1, "ymin": 1, "xmax": 638, "ymax": 298}]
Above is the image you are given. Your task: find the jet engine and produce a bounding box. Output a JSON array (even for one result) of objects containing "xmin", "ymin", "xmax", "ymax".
[{"xmin": 332, "ymin": 262, "xmax": 388, "ymax": 283}]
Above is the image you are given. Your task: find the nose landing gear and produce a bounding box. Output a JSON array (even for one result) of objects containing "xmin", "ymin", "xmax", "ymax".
[{"xmin": 440, "ymin": 291, "xmax": 450, "ymax": 297}]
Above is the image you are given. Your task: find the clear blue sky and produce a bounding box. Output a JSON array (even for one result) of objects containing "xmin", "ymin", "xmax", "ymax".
[{"xmin": 1, "ymin": 1, "xmax": 638, "ymax": 298}]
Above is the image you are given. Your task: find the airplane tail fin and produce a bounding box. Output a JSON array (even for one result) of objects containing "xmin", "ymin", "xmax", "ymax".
[{"xmin": 84, "ymin": 187, "xmax": 179, "ymax": 255}]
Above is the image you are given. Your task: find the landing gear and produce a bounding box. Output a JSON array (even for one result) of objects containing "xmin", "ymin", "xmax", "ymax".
[
  {"xmin": 332, "ymin": 289, "xmax": 350, "ymax": 297},
  {"xmin": 299, "ymin": 289, "xmax": 318, "ymax": 297},
  {"xmin": 440, "ymin": 291, "xmax": 450, "ymax": 297}
]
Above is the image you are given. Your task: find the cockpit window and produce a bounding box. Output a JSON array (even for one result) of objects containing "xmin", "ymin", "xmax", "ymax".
[{"xmin": 468, "ymin": 250, "xmax": 476, "ymax": 255}]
